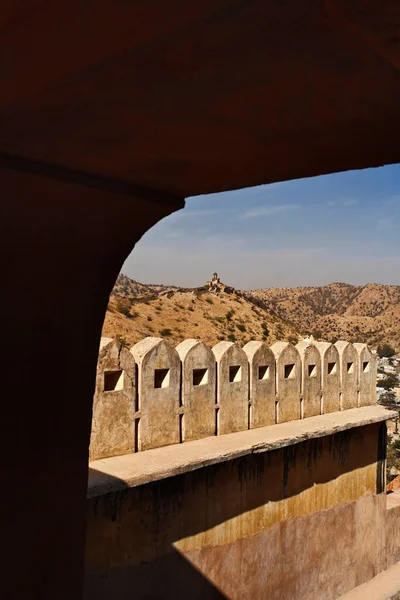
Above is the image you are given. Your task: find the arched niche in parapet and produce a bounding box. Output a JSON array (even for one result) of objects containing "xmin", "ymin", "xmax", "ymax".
[
  {"xmin": 296, "ymin": 341, "xmax": 321, "ymax": 418},
  {"xmin": 131, "ymin": 337, "xmax": 180, "ymax": 451},
  {"xmin": 270, "ymin": 342, "xmax": 301, "ymax": 423},
  {"xmin": 89, "ymin": 337, "xmax": 136, "ymax": 461},
  {"xmin": 353, "ymin": 343, "xmax": 376, "ymax": 407},
  {"xmin": 243, "ymin": 341, "xmax": 276, "ymax": 428},
  {"xmin": 335, "ymin": 341, "xmax": 358, "ymax": 410},
  {"xmin": 176, "ymin": 339, "xmax": 216, "ymax": 441},
  {"xmin": 212, "ymin": 341, "xmax": 249, "ymax": 435},
  {"xmin": 314, "ymin": 342, "xmax": 340, "ymax": 414}
]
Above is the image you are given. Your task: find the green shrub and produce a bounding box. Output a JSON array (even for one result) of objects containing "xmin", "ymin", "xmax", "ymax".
[
  {"xmin": 115, "ymin": 297, "xmax": 132, "ymax": 316},
  {"xmin": 115, "ymin": 334, "xmax": 129, "ymax": 348},
  {"xmin": 159, "ymin": 328, "xmax": 172, "ymax": 337},
  {"xmin": 147, "ymin": 316, "xmax": 153, "ymax": 322},
  {"xmin": 237, "ymin": 323, "xmax": 246, "ymax": 333},
  {"xmin": 261, "ymin": 323, "xmax": 269, "ymax": 336},
  {"xmin": 381, "ymin": 373, "xmax": 398, "ymax": 391},
  {"xmin": 377, "ymin": 343, "xmax": 396, "ymax": 358}
]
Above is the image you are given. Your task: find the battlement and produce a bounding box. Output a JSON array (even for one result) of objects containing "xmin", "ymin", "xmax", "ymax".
[{"xmin": 89, "ymin": 337, "xmax": 377, "ymax": 461}]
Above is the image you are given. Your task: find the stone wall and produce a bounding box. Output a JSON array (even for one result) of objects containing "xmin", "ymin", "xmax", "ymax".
[
  {"xmin": 85, "ymin": 423, "xmax": 389, "ymax": 600},
  {"xmin": 89, "ymin": 337, "xmax": 377, "ymax": 460}
]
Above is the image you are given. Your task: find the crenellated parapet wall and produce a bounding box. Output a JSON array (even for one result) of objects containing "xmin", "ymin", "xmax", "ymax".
[{"xmin": 89, "ymin": 337, "xmax": 377, "ymax": 461}]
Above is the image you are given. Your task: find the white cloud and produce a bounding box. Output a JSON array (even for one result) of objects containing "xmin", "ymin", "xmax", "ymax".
[
  {"xmin": 343, "ymin": 198, "xmax": 358, "ymax": 206},
  {"xmin": 243, "ymin": 203, "xmax": 301, "ymax": 218}
]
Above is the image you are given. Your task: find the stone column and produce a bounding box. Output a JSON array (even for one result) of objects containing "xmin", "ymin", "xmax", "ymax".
[{"xmin": 0, "ymin": 165, "xmax": 183, "ymax": 599}]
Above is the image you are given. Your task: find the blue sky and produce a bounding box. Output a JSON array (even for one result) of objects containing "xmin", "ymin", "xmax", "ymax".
[{"xmin": 122, "ymin": 164, "xmax": 400, "ymax": 290}]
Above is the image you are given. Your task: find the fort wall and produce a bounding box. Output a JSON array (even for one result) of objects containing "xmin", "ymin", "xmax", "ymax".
[
  {"xmin": 85, "ymin": 422, "xmax": 391, "ymax": 600},
  {"xmin": 86, "ymin": 336, "xmax": 397, "ymax": 600},
  {"xmin": 90, "ymin": 337, "xmax": 377, "ymax": 461}
]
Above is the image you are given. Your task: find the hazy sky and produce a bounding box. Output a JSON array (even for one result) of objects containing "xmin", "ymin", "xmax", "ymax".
[{"xmin": 122, "ymin": 164, "xmax": 400, "ymax": 290}]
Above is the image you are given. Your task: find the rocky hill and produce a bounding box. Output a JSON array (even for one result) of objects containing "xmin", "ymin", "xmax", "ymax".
[
  {"xmin": 103, "ymin": 276, "xmax": 399, "ymax": 350},
  {"xmin": 103, "ymin": 275, "xmax": 300, "ymax": 348},
  {"xmin": 112, "ymin": 273, "xmax": 179, "ymax": 299},
  {"xmin": 250, "ymin": 282, "xmax": 400, "ymax": 349}
]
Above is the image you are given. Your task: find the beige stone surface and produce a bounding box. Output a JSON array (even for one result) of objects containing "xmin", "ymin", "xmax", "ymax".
[
  {"xmin": 271, "ymin": 342, "xmax": 301, "ymax": 423},
  {"xmin": 315, "ymin": 342, "xmax": 341, "ymax": 414},
  {"xmin": 176, "ymin": 339, "xmax": 216, "ymax": 441},
  {"xmin": 354, "ymin": 343, "xmax": 376, "ymax": 407},
  {"xmin": 212, "ymin": 341, "xmax": 249, "ymax": 435},
  {"xmin": 336, "ymin": 341, "xmax": 358, "ymax": 410},
  {"xmin": 339, "ymin": 562, "xmax": 400, "ymax": 600},
  {"xmin": 243, "ymin": 341, "xmax": 276, "ymax": 428},
  {"xmin": 88, "ymin": 405, "xmax": 395, "ymax": 497},
  {"xmin": 86, "ymin": 428, "xmax": 388, "ymax": 600},
  {"xmin": 89, "ymin": 337, "xmax": 136, "ymax": 461},
  {"xmin": 296, "ymin": 341, "xmax": 322, "ymax": 418},
  {"xmin": 131, "ymin": 337, "xmax": 180, "ymax": 450}
]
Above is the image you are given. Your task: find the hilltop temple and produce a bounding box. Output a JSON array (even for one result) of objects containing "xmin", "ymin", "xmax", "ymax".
[{"xmin": 207, "ymin": 272, "xmax": 234, "ymax": 294}]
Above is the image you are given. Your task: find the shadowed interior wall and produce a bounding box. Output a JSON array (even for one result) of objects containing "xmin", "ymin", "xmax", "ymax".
[
  {"xmin": 0, "ymin": 167, "xmax": 183, "ymax": 599},
  {"xmin": 85, "ymin": 423, "xmax": 386, "ymax": 600}
]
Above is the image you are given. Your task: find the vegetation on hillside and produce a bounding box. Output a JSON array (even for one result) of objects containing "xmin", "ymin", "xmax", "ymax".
[
  {"xmin": 251, "ymin": 282, "xmax": 400, "ymax": 350},
  {"xmin": 103, "ymin": 274, "xmax": 300, "ymax": 348},
  {"xmin": 104, "ymin": 275, "xmax": 399, "ymax": 351},
  {"xmin": 387, "ymin": 434, "xmax": 400, "ymax": 482}
]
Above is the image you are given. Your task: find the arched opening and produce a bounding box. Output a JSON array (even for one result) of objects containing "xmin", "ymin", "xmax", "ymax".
[{"xmin": 85, "ymin": 166, "xmax": 399, "ymax": 599}]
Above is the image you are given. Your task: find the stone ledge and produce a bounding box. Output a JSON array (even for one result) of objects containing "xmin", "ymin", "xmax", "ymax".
[
  {"xmin": 338, "ymin": 561, "xmax": 400, "ymax": 600},
  {"xmin": 88, "ymin": 405, "xmax": 395, "ymax": 498}
]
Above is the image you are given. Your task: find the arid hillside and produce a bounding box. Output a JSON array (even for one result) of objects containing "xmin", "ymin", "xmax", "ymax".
[
  {"xmin": 102, "ymin": 275, "xmax": 300, "ymax": 348},
  {"xmin": 250, "ymin": 282, "xmax": 400, "ymax": 349},
  {"xmin": 103, "ymin": 276, "xmax": 399, "ymax": 350}
]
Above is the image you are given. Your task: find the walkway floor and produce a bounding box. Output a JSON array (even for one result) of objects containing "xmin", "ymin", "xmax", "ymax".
[{"xmin": 339, "ymin": 563, "xmax": 400, "ymax": 600}]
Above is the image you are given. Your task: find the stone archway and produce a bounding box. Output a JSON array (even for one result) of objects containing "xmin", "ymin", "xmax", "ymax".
[{"xmin": 2, "ymin": 2, "xmax": 400, "ymax": 598}]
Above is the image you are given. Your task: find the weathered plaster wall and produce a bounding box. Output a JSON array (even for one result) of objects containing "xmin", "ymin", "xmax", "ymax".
[
  {"xmin": 354, "ymin": 343, "xmax": 377, "ymax": 407},
  {"xmin": 315, "ymin": 341, "xmax": 341, "ymax": 414},
  {"xmin": 176, "ymin": 339, "xmax": 216, "ymax": 441},
  {"xmin": 90, "ymin": 337, "xmax": 377, "ymax": 459},
  {"xmin": 85, "ymin": 423, "xmax": 385, "ymax": 600},
  {"xmin": 386, "ymin": 500, "xmax": 400, "ymax": 568},
  {"xmin": 296, "ymin": 341, "xmax": 322, "ymax": 418},
  {"xmin": 271, "ymin": 342, "xmax": 301, "ymax": 423},
  {"xmin": 243, "ymin": 341, "xmax": 276, "ymax": 428},
  {"xmin": 131, "ymin": 337, "xmax": 181, "ymax": 451},
  {"xmin": 336, "ymin": 341, "xmax": 358, "ymax": 410},
  {"xmin": 89, "ymin": 338, "xmax": 136, "ymax": 461},
  {"xmin": 213, "ymin": 341, "xmax": 249, "ymax": 435}
]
